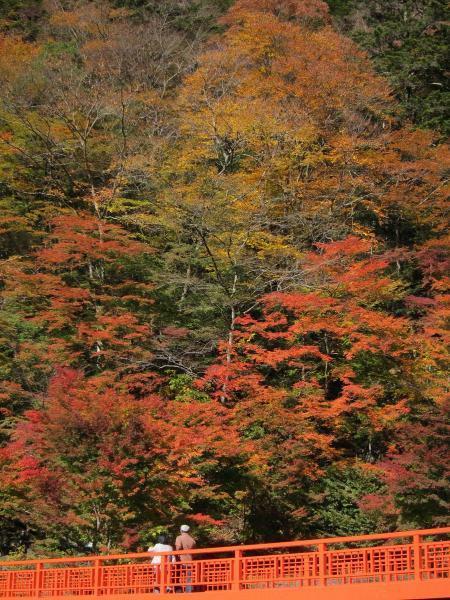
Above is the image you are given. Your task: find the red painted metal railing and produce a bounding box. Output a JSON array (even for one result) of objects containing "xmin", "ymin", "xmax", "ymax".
[{"xmin": 0, "ymin": 528, "xmax": 448, "ymax": 597}]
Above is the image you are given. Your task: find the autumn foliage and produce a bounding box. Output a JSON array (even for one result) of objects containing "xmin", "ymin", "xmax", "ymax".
[{"xmin": 0, "ymin": 0, "xmax": 448, "ymax": 555}]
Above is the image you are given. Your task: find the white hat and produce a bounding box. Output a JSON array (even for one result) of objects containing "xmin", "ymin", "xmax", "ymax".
[{"xmin": 180, "ymin": 524, "xmax": 190, "ymax": 532}]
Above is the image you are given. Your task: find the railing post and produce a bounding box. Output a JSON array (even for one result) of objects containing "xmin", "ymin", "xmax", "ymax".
[
  {"xmin": 318, "ymin": 543, "xmax": 327, "ymax": 587},
  {"xmin": 413, "ymin": 534, "xmax": 422, "ymax": 582},
  {"xmin": 35, "ymin": 562, "xmax": 42, "ymax": 598},
  {"xmin": 6, "ymin": 570, "xmax": 12, "ymax": 598},
  {"xmin": 232, "ymin": 550, "xmax": 242, "ymax": 590},
  {"xmin": 160, "ymin": 554, "xmax": 167, "ymax": 595},
  {"xmin": 385, "ymin": 547, "xmax": 391, "ymax": 583},
  {"xmin": 93, "ymin": 559, "xmax": 100, "ymax": 597},
  {"xmin": 34, "ymin": 563, "xmax": 43, "ymax": 598}
]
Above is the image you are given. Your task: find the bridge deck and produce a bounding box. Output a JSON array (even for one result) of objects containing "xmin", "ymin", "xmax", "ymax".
[{"xmin": 1, "ymin": 527, "xmax": 449, "ymax": 599}]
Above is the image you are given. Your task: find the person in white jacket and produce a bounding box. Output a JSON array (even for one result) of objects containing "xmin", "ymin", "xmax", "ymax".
[{"xmin": 148, "ymin": 535, "xmax": 173, "ymax": 593}]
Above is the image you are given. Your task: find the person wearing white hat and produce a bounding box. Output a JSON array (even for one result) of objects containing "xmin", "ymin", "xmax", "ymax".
[{"xmin": 175, "ymin": 525, "xmax": 196, "ymax": 593}]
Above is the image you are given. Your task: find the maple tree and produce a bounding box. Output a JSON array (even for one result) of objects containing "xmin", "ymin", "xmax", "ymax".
[
  {"xmin": 360, "ymin": 236, "xmax": 450, "ymax": 528},
  {"xmin": 202, "ymin": 235, "xmax": 448, "ymax": 535},
  {"xmin": 1, "ymin": 366, "xmax": 244, "ymax": 552},
  {"xmin": 1, "ymin": 211, "xmax": 153, "ymax": 376},
  {"xmin": 0, "ymin": 208, "xmax": 249, "ymax": 552}
]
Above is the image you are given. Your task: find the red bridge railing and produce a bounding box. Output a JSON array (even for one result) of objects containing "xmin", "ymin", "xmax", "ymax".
[{"xmin": 0, "ymin": 527, "xmax": 449, "ymax": 597}]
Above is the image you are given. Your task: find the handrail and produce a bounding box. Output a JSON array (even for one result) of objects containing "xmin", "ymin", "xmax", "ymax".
[
  {"xmin": 0, "ymin": 528, "xmax": 448, "ymax": 598},
  {"xmin": 0, "ymin": 526, "xmax": 449, "ymax": 567}
]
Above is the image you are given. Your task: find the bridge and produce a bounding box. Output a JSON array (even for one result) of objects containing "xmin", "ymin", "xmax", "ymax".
[{"xmin": 1, "ymin": 527, "xmax": 448, "ymax": 600}]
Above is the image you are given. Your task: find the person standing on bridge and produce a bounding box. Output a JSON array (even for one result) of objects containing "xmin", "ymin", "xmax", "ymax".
[
  {"xmin": 148, "ymin": 534, "xmax": 174, "ymax": 594},
  {"xmin": 175, "ymin": 525, "xmax": 196, "ymax": 593}
]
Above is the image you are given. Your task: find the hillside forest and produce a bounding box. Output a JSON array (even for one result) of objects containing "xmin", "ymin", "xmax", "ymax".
[{"xmin": 0, "ymin": 0, "xmax": 448, "ymax": 556}]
